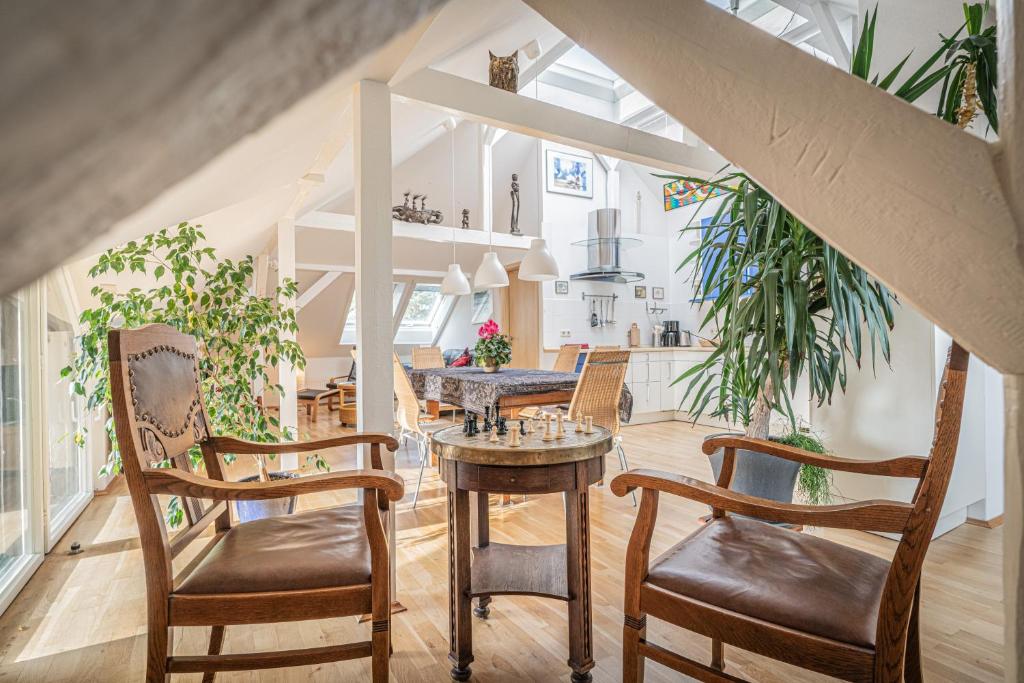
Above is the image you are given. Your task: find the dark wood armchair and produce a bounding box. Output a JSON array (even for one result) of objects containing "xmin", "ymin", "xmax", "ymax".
[
  {"xmin": 611, "ymin": 342, "xmax": 970, "ymax": 682},
  {"xmin": 107, "ymin": 324, "xmax": 403, "ymax": 682}
]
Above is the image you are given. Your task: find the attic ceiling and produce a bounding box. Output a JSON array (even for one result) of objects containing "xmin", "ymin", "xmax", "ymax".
[{"xmin": 61, "ymin": 0, "xmax": 857, "ymax": 302}]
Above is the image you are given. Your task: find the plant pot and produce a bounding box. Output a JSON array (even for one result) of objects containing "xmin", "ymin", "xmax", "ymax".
[
  {"xmin": 482, "ymin": 361, "xmax": 501, "ymax": 373},
  {"xmin": 235, "ymin": 471, "xmax": 299, "ymax": 523},
  {"xmin": 706, "ymin": 432, "xmax": 801, "ymax": 523}
]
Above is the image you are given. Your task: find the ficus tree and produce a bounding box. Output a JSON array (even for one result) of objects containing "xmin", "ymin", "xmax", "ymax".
[{"xmin": 63, "ymin": 223, "xmax": 322, "ymax": 526}]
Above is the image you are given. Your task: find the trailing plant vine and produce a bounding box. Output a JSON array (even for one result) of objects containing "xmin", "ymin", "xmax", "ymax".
[{"xmin": 63, "ymin": 223, "xmax": 323, "ymax": 526}]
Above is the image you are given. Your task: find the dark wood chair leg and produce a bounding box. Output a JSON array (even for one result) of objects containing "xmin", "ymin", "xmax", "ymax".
[
  {"xmin": 371, "ymin": 618, "xmax": 390, "ymax": 683},
  {"xmin": 201, "ymin": 625, "xmax": 225, "ymax": 683},
  {"xmin": 623, "ymin": 614, "xmax": 646, "ymax": 683},
  {"xmin": 711, "ymin": 638, "xmax": 724, "ymax": 670},
  {"xmin": 904, "ymin": 581, "xmax": 923, "ymax": 683}
]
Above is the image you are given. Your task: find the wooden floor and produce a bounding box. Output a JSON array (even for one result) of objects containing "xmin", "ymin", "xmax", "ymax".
[{"xmin": 0, "ymin": 417, "xmax": 1004, "ymax": 682}]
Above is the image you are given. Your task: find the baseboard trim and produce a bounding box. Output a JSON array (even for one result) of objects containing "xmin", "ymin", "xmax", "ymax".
[{"xmin": 966, "ymin": 514, "xmax": 1004, "ymax": 529}]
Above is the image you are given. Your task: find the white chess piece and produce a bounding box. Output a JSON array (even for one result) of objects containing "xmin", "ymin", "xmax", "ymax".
[
  {"xmin": 489, "ymin": 426, "xmax": 499, "ymax": 443},
  {"xmin": 584, "ymin": 416, "xmax": 594, "ymax": 434}
]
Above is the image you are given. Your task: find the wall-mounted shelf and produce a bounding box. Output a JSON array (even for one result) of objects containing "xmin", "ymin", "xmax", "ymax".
[{"xmin": 296, "ymin": 210, "xmax": 533, "ymax": 250}]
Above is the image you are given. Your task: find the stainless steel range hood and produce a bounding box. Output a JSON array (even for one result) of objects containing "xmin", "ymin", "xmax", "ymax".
[{"xmin": 570, "ymin": 208, "xmax": 644, "ymax": 283}]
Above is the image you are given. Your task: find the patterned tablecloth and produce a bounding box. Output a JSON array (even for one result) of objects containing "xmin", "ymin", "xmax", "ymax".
[{"xmin": 407, "ymin": 367, "xmax": 632, "ymax": 423}]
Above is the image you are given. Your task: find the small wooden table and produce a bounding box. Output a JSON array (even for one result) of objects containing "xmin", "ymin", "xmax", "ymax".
[{"xmin": 432, "ymin": 423, "xmax": 613, "ymax": 682}]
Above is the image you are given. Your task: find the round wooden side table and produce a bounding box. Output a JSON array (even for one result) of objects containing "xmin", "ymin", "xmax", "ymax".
[{"xmin": 432, "ymin": 422, "xmax": 613, "ymax": 682}]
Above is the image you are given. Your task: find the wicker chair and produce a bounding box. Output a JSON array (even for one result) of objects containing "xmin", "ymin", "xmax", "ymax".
[
  {"xmin": 567, "ymin": 348, "xmax": 634, "ymax": 505},
  {"xmin": 393, "ymin": 353, "xmax": 435, "ymax": 508},
  {"xmin": 553, "ymin": 344, "xmax": 582, "ymax": 373},
  {"xmin": 410, "ymin": 346, "xmax": 459, "ymax": 421},
  {"xmin": 411, "ymin": 346, "xmax": 445, "ymax": 369}
]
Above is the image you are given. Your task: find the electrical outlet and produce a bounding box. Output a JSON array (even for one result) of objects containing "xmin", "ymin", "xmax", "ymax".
[{"xmin": 560, "ymin": 329, "xmax": 571, "ymax": 338}]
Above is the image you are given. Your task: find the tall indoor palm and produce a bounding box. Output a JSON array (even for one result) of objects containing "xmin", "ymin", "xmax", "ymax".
[{"xmin": 674, "ymin": 3, "xmax": 992, "ymax": 440}]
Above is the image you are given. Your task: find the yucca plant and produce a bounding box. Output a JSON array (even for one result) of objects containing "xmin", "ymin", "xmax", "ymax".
[{"xmin": 672, "ymin": 4, "xmax": 992, "ymax": 442}]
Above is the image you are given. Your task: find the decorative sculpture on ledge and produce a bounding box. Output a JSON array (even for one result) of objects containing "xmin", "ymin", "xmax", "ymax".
[
  {"xmin": 509, "ymin": 173, "xmax": 521, "ymax": 235},
  {"xmin": 462, "ymin": 208, "xmax": 470, "ymax": 229},
  {"xmin": 393, "ymin": 192, "xmax": 444, "ymax": 224}
]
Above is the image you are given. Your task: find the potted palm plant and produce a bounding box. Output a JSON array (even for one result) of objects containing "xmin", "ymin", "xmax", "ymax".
[
  {"xmin": 675, "ymin": 3, "xmax": 995, "ymax": 507},
  {"xmin": 64, "ymin": 223, "xmax": 325, "ymax": 525}
]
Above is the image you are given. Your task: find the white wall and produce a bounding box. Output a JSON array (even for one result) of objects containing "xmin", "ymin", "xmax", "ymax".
[{"xmin": 492, "ymin": 132, "xmax": 541, "ymax": 237}]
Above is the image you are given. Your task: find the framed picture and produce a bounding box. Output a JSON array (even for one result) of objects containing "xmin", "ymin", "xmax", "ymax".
[
  {"xmin": 545, "ymin": 149, "xmax": 593, "ymax": 198},
  {"xmin": 634, "ymin": 286, "xmax": 647, "ymax": 299},
  {"xmin": 663, "ymin": 178, "xmax": 727, "ymax": 211},
  {"xmin": 554, "ymin": 280, "xmax": 569, "ymax": 295},
  {"xmin": 652, "ymin": 287, "xmax": 665, "ymax": 300},
  {"xmin": 471, "ymin": 290, "xmax": 493, "ymax": 324}
]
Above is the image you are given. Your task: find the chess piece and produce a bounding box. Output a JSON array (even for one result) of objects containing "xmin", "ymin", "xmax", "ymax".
[
  {"xmin": 508, "ymin": 429, "xmax": 521, "ymax": 447},
  {"xmin": 555, "ymin": 412, "xmax": 566, "ymax": 439},
  {"xmin": 519, "ymin": 420, "xmax": 527, "ymax": 436},
  {"xmin": 542, "ymin": 415, "xmax": 555, "ymax": 442},
  {"xmin": 489, "ymin": 426, "xmax": 499, "ymax": 443},
  {"xmin": 525, "ymin": 419, "xmax": 534, "ymax": 434},
  {"xmin": 483, "ymin": 406, "xmax": 492, "ymax": 433},
  {"xmin": 497, "ymin": 415, "xmax": 508, "ymax": 436},
  {"xmin": 574, "ymin": 417, "xmax": 584, "ymax": 433},
  {"xmin": 468, "ymin": 414, "xmax": 479, "ymax": 437},
  {"xmin": 584, "ymin": 416, "xmax": 594, "ymax": 434}
]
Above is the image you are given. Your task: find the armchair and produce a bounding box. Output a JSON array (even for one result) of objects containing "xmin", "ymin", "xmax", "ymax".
[
  {"xmin": 611, "ymin": 342, "xmax": 969, "ymax": 682},
  {"xmin": 108, "ymin": 324, "xmax": 403, "ymax": 682}
]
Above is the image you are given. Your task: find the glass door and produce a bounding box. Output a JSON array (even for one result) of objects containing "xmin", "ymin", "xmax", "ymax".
[
  {"xmin": 44, "ymin": 273, "xmax": 91, "ymax": 549},
  {"xmin": 0, "ymin": 290, "xmax": 39, "ymax": 607}
]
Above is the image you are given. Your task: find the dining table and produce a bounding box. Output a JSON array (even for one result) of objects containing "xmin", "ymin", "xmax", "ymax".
[{"xmin": 406, "ymin": 366, "xmax": 632, "ymax": 422}]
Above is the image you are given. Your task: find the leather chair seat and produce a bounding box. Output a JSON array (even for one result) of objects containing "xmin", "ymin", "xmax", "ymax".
[
  {"xmin": 177, "ymin": 505, "xmax": 371, "ymax": 594},
  {"xmin": 646, "ymin": 516, "xmax": 889, "ymax": 648}
]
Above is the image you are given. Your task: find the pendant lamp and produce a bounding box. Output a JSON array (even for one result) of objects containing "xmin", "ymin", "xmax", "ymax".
[
  {"xmin": 474, "ymin": 251, "xmax": 509, "ymax": 289},
  {"xmin": 519, "ymin": 238, "xmax": 558, "ymax": 281},
  {"xmin": 440, "ymin": 119, "xmax": 472, "ymax": 295}
]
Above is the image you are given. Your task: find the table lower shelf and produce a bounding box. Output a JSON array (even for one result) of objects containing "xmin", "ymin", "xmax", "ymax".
[{"xmin": 470, "ymin": 542, "xmax": 569, "ymax": 601}]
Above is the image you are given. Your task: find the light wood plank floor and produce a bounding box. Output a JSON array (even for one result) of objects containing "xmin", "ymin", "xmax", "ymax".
[{"xmin": 0, "ymin": 417, "xmax": 1003, "ymax": 681}]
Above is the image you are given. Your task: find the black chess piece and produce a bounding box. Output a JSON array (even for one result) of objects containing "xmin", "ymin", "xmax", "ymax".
[
  {"xmin": 482, "ymin": 406, "xmax": 492, "ymax": 433},
  {"xmin": 519, "ymin": 420, "xmax": 527, "ymax": 436},
  {"xmin": 463, "ymin": 413, "xmax": 471, "ymax": 435},
  {"xmin": 468, "ymin": 414, "xmax": 479, "ymax": 437},
  {"xmin": 496, "ymin": 416, "xmax": 508, "ymax": 436}
]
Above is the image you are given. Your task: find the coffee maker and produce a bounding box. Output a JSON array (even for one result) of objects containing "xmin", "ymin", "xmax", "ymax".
[{"xmin": 661, "ymin": 320, "xmax": 681, "ymax": 347}]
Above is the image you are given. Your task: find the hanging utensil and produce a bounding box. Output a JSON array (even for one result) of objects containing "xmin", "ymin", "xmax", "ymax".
[
  {"xmin": 590, "ymin": 297, "xmax": 598, "ymax": 327},
  {"xmin": 610, "ymin": 295, "xmax": 616, "ymax": 325}
]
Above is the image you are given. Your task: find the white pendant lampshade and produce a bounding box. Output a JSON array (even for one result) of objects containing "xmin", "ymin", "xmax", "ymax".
[
  {"xmin": 474, "ymin": 252, "xmax": 509, "ymax": 289},
  {"xmin": 519, "ymin": 238, "xmax": 559, "ymax": 281},
  {"xmin": 441, "ymin": 263, "xmax": 471, "ymax": 295}
]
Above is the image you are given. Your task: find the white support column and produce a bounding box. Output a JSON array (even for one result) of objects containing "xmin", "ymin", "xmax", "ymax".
[
  {"xmin": 481, "ymin": 126, "xmax": 495, "ymax": 234},
  {"xmin": 353, "ymin": 79, "xmax": 398, "ymax": 598},
  {"xmin": 1007, "ymin": 374, "xmax": 1023, "ymax": 682},
  {"xmin": 276, "ymin": 217, "xmax": 299, "ymax": 471}
]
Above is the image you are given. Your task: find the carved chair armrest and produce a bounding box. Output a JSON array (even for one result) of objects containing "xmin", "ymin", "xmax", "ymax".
[
  {"xmin": 143, "ymin": 468, "xmax": 405, "ymax": 502},
  {"xmin": 701, "ymin": 435, "xmax": 928, "ymax": 478},
  {"xmin": 209, "ymin": 433, "xmax": 399, "ymax": 456},
  {"xmin": 611, "ymin": 469, "xmax": 913, "ymax": 532}
]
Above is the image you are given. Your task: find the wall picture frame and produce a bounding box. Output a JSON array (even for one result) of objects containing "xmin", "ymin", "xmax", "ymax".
[
  {"xmin": 554, "ymin": 280, "xmax": 569, "ymax": 295},
  {"xmin": 634, "ymin": 286, "xmax": 647, "ymax": 299},
  {"xmin": 545, "ymin": 149, "xmax": 594, "ymax": 198},
  {"xmin": 652, "ymin": 287, "xmax": 665, "ymax": 300}
]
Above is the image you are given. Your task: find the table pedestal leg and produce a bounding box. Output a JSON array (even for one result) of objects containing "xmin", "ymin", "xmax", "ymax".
[
  {"xmin": 448, "ymin": 481, "xmax": 473, "ymax": 681},
  {"xmin": 427, "ymin": 399, "xmax": 441, "ymax": 420},
  {"xmin": 474, "ymin": 492, "xmax": 491, "ymax": 619},
  {"xmin": 565, "ymin": 485, "xmax": 594, "ymax": 682}
]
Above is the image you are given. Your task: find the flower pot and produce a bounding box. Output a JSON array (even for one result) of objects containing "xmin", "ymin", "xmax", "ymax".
[
  {"xmin": 482, "ymin": 361, "xmax": 501, "ymax": 373},
  {"xmin": 706, "ymin": 432, "xmax": 801, "ymax": 523},
  {"xmin": 235, "ymin": 471, "xmax": 299, "ymax": 523}
]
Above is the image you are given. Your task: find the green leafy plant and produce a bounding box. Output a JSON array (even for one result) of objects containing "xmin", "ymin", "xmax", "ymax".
[
  {"xmin": 672, "ymin": 4, "xmax": 991, "ymax": 443},
  {"xmin": 474, "ymin": 319, "xmax": 512, "ymax": 367},
  {"xmin": 775, "ymin": 431, "xmax": 833, "ymax": 505},
  {"xmin": 63, "ymin": 223, "xmax": 322, "ymax": 526},
  {"xmin": 937, "ymin": 2, "xmax": 997, "ymax": 132}
]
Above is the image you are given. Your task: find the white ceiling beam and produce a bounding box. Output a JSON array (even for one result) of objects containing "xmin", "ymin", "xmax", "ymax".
[
  {"xmin": 296, "ymin": 263, "xmax": 449, "ymax": 279},
  {"xmin": 737, "ymin": 0, "xmax": 777, "ymax": 23},
  {"xmin": 391, "ymin": 68, "xmax": 728, "ymax": 177},
  {"xmin": 779, "ymin": 20, "xmax": 821, "ymax": 45},
  {"xmin": 524, "ymin": 0, "xmax": 1024, "ymax": 373},
  {"xmin": 518, "ymin": 36, "xmax": 575, "ymax": 90},
  {"xmin": 295, "ymin": 271, "xmax": 341, "ymax": 310},
  {"xmin": 808, "ymin": 1, "xmax": 851, "ymax": 70}
]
